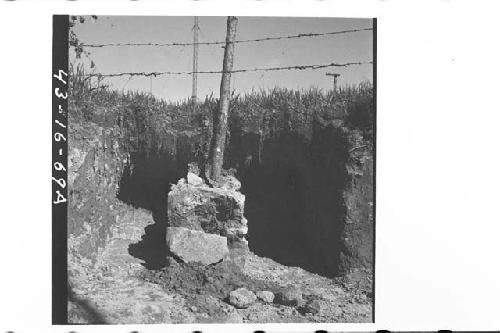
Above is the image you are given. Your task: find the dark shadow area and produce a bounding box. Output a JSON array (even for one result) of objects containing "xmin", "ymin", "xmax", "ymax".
[
  {"xmin": 117, "ymin": 137, "xmax": 193, "ymax": 270},
  {"xmin": 68, "ymin": 286, "xmax": 107, "ymax": 324},
  {"xmin": 228, "ymin": 125, "xmax": 349, "ymax": 277}
]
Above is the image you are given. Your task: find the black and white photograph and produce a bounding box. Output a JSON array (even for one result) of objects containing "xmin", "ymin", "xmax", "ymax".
[
  {"xmin": 3, "ymin": 0, "xmax": 500, "ymax": 332},
  {"xmin": 62, "ymin": 15, "xmax": 375, "ymax": 324}
]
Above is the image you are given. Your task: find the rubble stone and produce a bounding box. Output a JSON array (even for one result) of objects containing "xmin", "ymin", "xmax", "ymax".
[
  {"xmin": 299, "ymin": 299, "xmax": 324, "ymax": 315},
  {"xmin": 256, "ymin": 290, "xmax": 274, "ymax": 303},
  {"xmin": 166, "ymin": 227, "xmax": 229, "ymax": 265},
  {"xmin": 274, "ymin": 287, "xmax": 303, "ymax": 307},
  {"xmin": 187, "ymin": 172, "xmax": 204, "ymax": 186},
  {"xmin": 228, "ymin": 287, "xmax": 257, "ymax": 309}
]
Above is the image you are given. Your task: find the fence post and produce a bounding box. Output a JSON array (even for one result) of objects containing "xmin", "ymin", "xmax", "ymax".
[
  {"xmin": 191, "ymin": 16, "xmax": 199, "ymax": 103},
  {"xmin": 208, "ymin": 16, "xmax": 238, "ymax": 181}
]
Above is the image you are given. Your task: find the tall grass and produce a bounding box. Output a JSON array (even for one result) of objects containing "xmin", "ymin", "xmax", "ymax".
[{"xmin": 68, "ymin": 65, "xmax": 373, "ymax": 154}]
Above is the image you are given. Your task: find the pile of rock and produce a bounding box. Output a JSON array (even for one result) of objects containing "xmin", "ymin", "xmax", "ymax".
[{"xmin": 166, "ymin": 168, "xmax": 248, "ymax": 265}]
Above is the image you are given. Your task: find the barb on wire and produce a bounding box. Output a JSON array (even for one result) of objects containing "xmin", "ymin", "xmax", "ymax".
[
  {"xmin": 81, "ymin": 27, "xmax": 373, "ymax": 48},
  {"xmin": 81, "ymin": 61, "xmax": 373, "ymax": 78}
]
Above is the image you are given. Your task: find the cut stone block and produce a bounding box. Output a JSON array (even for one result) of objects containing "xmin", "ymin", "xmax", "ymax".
[{"xmin": 166, "ymin": 227, "xmax": 229, "ymax": 265}]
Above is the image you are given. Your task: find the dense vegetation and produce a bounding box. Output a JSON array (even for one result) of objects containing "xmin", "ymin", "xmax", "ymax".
[{"xmin": 69, "ymin": 63, "xmax": 374, "ymax": 156}]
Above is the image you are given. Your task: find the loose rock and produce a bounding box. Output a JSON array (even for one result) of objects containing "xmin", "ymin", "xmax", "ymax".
[
  {"xmin": 299, "ymin": 299, "xmax": 323, "ymax": 315},
  {"xmin": 228, "ymin": 287, "xmax": 257, "ymax": 309},
  {"xmin": 274, "ymin": 287, "xmax": 303, "ymax": 307},
  {"xmin": 187, "ymin": 172, "xmax": 204, "ymax": 186},
  {"xmin": 166, "ymin": 227, "xmax": 229, "ymax": 265},
  {"xmin": 256, "ymin": 290, "xmax": 274, "ymax": 303},
  {"xmin": 224, "ymin": 310, "xmax": 244, "ymax": 323},
  {"xmin": 218, "ymin": 173, "xmax": 241, "ymax": 191}
]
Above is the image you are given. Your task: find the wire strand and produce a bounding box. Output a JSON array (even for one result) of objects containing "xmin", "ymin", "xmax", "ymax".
[
  {"xmin": 82, "ymin": 61, "xmax": 373, "ymax": 78},
  {"xmin": 81, "ymin": 27, "xmax": 373, "ymax": 48}
]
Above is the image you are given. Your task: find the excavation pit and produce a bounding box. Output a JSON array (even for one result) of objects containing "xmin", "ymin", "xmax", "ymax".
[{"xmin": 118, "ymin": 124, "xmax": 360, "ymax": 278}]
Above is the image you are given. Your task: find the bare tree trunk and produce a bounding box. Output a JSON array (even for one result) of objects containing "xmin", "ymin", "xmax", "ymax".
[{"xmin": 208, "ymin": 16, "xmax": 238, "ymax": 181}]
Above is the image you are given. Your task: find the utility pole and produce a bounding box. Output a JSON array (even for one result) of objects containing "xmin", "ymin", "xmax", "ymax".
[
  {"xmin": 326, "ymin": 72, "xmax": 341, "ymax": 93},
  {"xmin": 191, "ymin": 16, "xmax": 199, "ymax": 103},
  {"xmin": 208, "ymin": 16, "xmax": 238, "ymax": 181}
]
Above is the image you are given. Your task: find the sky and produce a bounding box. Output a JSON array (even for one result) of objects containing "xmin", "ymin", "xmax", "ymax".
[{"xmin": 72, "ymin": 16, "xmax": 373, "ymax": 102}]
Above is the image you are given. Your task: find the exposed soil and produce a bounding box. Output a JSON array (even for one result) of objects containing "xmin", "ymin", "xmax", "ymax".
[
  {"xmin": 67, "ymin": 98, "xmax": 374, "ymax": 324},
  {"xmin": 69, "ymin": 208, "xmax": 372, "ymax": 324},
  {"xmin": 68, "ymin": 203, "xmax": 372, "ymax": 324}
]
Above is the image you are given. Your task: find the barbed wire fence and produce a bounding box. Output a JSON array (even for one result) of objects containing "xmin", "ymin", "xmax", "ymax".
[
  {"xmin": 74, "ymin": 25, "xmax": 374, "ymax": 96},
  {"xmin": 81, "ymin": 27, "xmax": 373, "ymax": 48},
  {"xmin": 84, "ymin": 61, "xmax": 373, "ymax": 79}
]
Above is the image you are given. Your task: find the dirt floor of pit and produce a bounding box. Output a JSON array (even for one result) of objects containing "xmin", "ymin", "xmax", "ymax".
[{"xmin": 68, "ymin": 205, "xmax": 372, "ymax": 324}]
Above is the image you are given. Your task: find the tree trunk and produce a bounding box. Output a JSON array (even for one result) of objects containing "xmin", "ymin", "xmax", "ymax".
[{"xmin": 208, "ymin": 16, "xmax": 238, "ymax": 181}]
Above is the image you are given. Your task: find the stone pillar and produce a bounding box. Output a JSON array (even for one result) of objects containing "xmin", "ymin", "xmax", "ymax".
[{"xmin": 166, "ymin": 166, "xmax": 248, "ymax": 266}]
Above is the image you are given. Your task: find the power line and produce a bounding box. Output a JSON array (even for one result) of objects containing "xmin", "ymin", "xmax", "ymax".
[
  {"xmin": 80, "ymin": 27, "xmax": 373, "ymax": 48},
  {"xmin": 82, "ymin": 61, "xmax": 372, "ymax": 78}
]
